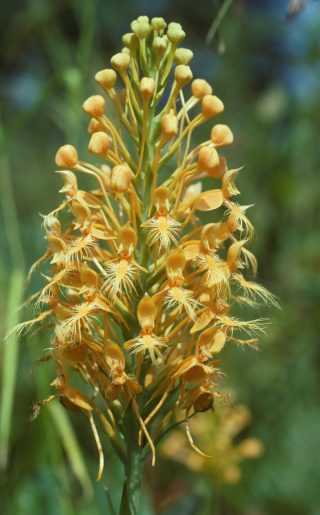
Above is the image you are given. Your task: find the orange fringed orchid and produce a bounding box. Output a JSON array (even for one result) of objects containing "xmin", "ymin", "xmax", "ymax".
[{"xmin": 14, "ymin": 15, "xmax": 277, "ymax": 515}]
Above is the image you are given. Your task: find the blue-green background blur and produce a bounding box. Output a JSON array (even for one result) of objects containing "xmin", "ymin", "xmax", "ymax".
[{"xmin": 1, "ymin": 1, "xmax": 319, "ymax": 514}]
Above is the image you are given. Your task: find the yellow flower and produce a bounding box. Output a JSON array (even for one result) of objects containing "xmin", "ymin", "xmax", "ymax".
[{"xmin": 15, "ymin": 15, "xmax": 276, "ymax": 489}]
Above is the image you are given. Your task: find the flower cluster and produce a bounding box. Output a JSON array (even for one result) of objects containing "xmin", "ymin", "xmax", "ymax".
[
  {"xmin": 17, "ymin": 16, "xmax": 276, "ymax": 481},
  {"xmin": 162, "ymin": 403, "xmax": 264, "ymax": 485}
]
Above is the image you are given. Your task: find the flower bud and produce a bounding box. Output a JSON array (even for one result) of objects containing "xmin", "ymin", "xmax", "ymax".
[
  {"xmin": 140, "ymin": 77, "xmax": 156, "ymax": 101},
  {"xmin": 137, "ymin": 15, "xmax": 149, "ymax": 23},
  {"xmin": 87, "ymin": 118, "xmax": 105, "ymax": 134},
  {"xmin": 111, "ymin": 52, "xmax": 130, "ymax": 72},
  {"xmin": 122, "ymin": 32, "xmax": 138, "ymax": 49},
  {"xmin": 201, "ymin": 95, "xmax": 224, "ymax": 118},
  {"xmin": 191, "ymin": 79, "xmax": 212, "ymax": 99},
  {"xmin": 153, "ymin": 36, "xmax": 168, "ymax": 57},
  {"xmin": 110, "ymin": 165, "xmax": 132, "ymax": 193},
  {"xmin": 174, "ymin": 48, "xmax": 193, "ymax": 65},
  {"xmin": 131, "ymin": 20, "xmax": 150, "ymax": 39},
  {"xmin": 161, "ymin": 112, "xmax": 178, "ymax": 139},
  {"xmin": 198, "ymin": 146, "xmax": 220, "ymax": 170},
  {"xmin": 83, "ymin": 95, "xmax": 106, "ymax": 117},
  {"xmin": 167, "ymin": 22, "xmax": 185, "ymax": 44},
  {"xmin": 95, "ymin": 69, "xmax": 117, "ymax": 89},
  {"xmin": 88, "ymin": 132, "xmax": 110, "ymax": 156},
  {"xmin": 151, "ymin": 17, "xmax": 166, "ymax": 32},
  {"xmin": 211, "ymin": 124, "xmax": 234, "ymax": 146},
  {"xmin": 121, "ymin": 47, "xmax": 131, "ymax": 55},
  {"xmin": 174, "ymin": 64, "xmax": 193, "ymax": 87},
  {"xmin": 55, "ymin": 145, "xmax": 78, "ymax": 168}
]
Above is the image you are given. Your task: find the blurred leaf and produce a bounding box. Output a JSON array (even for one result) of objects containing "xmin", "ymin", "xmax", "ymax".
[
  {"xmin": 47, "ymin": 402, "xmax": 93, "ymax": 501},
  {"xmin": 206, "ymin": 0, "xmax": 234, "ymax": 53},
  {"xmin": 0, "ymin": 269, "xmax": 24, "ymax": 469},
  {"xmin": 0, "ymin": 119, "xmax": 25, "ymax": 470}
]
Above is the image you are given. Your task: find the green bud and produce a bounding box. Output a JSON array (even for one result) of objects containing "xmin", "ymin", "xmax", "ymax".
[
  {"xmin": 153, "ymin": 36, "xmax": 168, "ymax": 57},
  {"xmin": 111, "ymin": 52, "xmax": 130, "ymax": 72},
  {"xmin": 131, "ymin": 20, "xmax": 150, "ymax": 39},
  {"xmin": 122, "ymin": 32, "xmax": 138, "ymax": 49},
  {"xmin": 174, "ymin": 65, "xmax": 193, "ymax": 86},
  {"xmin": 167, "ymin": 24, "xmax": 186, "ymax": 45},
  {"xmin": 121, "ymin": 47, "xmax": 131, "ymax": 55},
  {"xmin": 174, "ymin": 48, "xmax": 193, "ymax": 65},
  {"xmin": 151, "ymin": 17, "xmax": 167, "ymax": 32},
  {"xmin": 137, "ymin": 15, "xmax": 149, "ymax": 23}
]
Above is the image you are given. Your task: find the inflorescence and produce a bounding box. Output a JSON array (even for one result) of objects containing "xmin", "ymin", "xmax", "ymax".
[{"xmin": 16, "ymin": 16, "xmax": 277, "ymax": 480}]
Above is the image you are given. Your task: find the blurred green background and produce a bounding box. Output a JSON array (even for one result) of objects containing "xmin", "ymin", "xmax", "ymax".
[{"xmin": 1, "ymin": 1, "xmax": 319, "ymax": 514}]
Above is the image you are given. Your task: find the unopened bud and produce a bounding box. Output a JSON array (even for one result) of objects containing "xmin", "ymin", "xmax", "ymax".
[
  {"xmin": 211, "ymin": 124, "xmax": 234, "ymax": 146},
  {"xmin": 88, "ymin": 132, "xmax": 110, "ymax": 156},
  {"xmin": 122, "ymin": 32, "xmax": 138, "ymax": 49},
  {"xmin": 131, "ymin": 20, "xmax": 150, "ymax": 39},
  {"xmin": 161, "ymin": 112, "xmax": 178, "ymax": 139},
  {"xmin": 174, "ymin": 64, "xmax": 193, "ymax": 86},
  {"xmin": 95, "ymin": 69, "xmax": 117, "ymax": 89},
  {"xmin": 111, "ymin": 52, "xmax": 130, "ymax": 73},
  {"xmin": 191, "ymin": 79, "xmax": 212, "ymax": 99},
  {"xmin": 153, "ymin": 36, "xmax": 168, "ymax": 57},
  {"xmin": 87, "ymin": 118, "xmax": 105, "ymax": 134},
  {"xmin": 201, "ymin": 95, "xmax": 224, "ymax": 118},
  {"xmin": 137, "ymin": 15, "xmax": 149, "ymax": 23},
  {"xmin": 167, "ymin": 22, "xmax": 185, "ymax": 44},
  {"xmin": 110, "ymin": 165, "xmax": 132, "ymax": 193},
  {"xmin": 55, "ymin": 145, "xmax": 78, "ymax": 168},
  {"xmin": 121, "ymin": 47, "xmax": 131, "ymax": 55},
  {"xmin": 174, "ymin": 48, "xmax": 193, "ymax": 65},
  {"xmin": 83, "ymin": 95, "xmax": 105, "ymax": 117},
  {"xmin": 140, "ymin": 77, "xmax": 156, "ymax": 101},
  {"xmin": 198, "ymin": 146, "xmax": 220, "ymax": 170},
  {"xmin": 151, "ymin": 17, "xmax": 166, "ymax": 32}
]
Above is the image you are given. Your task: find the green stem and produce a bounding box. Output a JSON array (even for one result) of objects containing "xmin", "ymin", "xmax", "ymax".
[
  {"xmin": 119, "ymin": 406, "xmax": 144, "ymax": 515},
  {"xmin": 119, "ymin": 447, "xmax": 143, "ymax": 515}
]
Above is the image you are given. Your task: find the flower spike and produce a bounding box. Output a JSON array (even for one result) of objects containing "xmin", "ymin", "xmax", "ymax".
[{"xmin": 15, "ymin": 15, "xmax": 275, "ymax": 489}]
